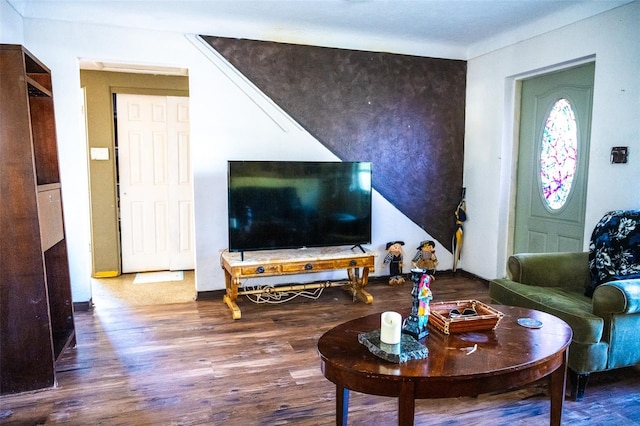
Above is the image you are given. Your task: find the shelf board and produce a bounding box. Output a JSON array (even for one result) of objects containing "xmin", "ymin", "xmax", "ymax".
[
  {"xmin": 26, "ymin": 75, "xmax": 52, "ymax": 97},
  {"xmin": 38, "ymin": 182, "xmax": 61, "ymax": 192}
]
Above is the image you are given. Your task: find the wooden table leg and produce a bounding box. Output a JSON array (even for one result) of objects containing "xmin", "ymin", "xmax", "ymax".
[
  {"xmin": 549, "ymin": 349, "xmax": 568, "ymax": 426},
  {"xmin": 398, "ymin": 381, "xmax": 416, "ymax": 426},
  {"xmin": 336, "ymin": 385, "xmax": 349, "ymax": 426},
  {"xmin": 223, "ymin": 272, "xmax": 242, "ymax": 320},
  {"xmin": 346, "ymin": 267, "xmax": 373, "ymax": 304}
]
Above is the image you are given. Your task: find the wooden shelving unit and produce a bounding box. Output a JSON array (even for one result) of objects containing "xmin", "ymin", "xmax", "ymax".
[{"xmin": 0, "ymin": 44, "xmax": 76, "ymax": 394}]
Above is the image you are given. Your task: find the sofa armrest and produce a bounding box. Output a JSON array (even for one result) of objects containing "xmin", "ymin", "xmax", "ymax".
[
  {"xmin": 507, "ymin": 252, "xmax": 590, "ymax": 289},
  {"xmin": 592, "ymin": 279, "xmax": 640, "ymax": 316}
]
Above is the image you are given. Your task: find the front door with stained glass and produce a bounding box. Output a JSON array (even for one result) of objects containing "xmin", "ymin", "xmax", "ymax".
[{"xmin": 514, "ymin": 62, "xmax": 594, "ymax": 254}]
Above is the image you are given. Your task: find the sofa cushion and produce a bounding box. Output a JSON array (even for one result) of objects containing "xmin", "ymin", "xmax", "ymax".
[
  {"xmin": 566, "ymin": 340, "xmax": 609, "ymax": 374},
  {"xmin": 490, "ymin": 278, "xmax": 603, "ymax": 344}
]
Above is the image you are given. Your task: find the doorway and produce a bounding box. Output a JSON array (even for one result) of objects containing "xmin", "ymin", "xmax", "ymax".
[
  {"xmin": 513, "ymin": 62, "xmax": 595, "ymax": 254},
  {"xmin": 81, "ymin": 69, "xmax": 194, "ymax": 307}
]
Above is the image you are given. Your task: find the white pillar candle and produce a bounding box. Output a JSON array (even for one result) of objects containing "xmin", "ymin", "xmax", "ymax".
[{"xmin": 380, "ymin": 311, "xmax": 402, "ymax": 344}]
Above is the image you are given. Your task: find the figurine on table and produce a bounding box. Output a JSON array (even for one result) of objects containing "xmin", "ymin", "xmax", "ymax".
[
  {"xmin": 403, "ymin": 268, "xmax": 433, "ymax": 340},
  {"xmin": 412, "ymin": 240, "xmax": 439, "ymax": 274},
  {"xmin": 417, "ymin": 273, "xmax": 433, "ymax": 330},
  {"xmin": 383, "ymin": 241, "xmax": 405, "ymax": 286}
]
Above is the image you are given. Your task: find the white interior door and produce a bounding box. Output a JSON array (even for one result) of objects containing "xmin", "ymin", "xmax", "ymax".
[
  {"xmin": 117, "ymin": 94, "xmax": 194, "ymax": 273},
  {"xmin": 167, "ymin": 98, "xmax": 194, "ymax": 270}
]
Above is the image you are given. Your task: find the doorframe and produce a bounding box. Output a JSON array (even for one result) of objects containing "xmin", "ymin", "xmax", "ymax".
[
  {"xmin": 495, "ymin": 55, "xmax": 596, "ymax": 277},
  {"xmin": 80, "ymin": 69, "xmax": 190, "ymax": 278}
]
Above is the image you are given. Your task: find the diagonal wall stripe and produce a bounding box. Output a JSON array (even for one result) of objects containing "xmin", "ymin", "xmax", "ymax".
[{"xmin": 203, "ymin": 36, "xmax": 466, "ymax": 251}]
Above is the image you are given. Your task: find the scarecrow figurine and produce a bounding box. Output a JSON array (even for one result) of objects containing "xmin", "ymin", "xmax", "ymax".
[
  {"xmin": 383, "ymin": 241, "xmax": 405, "ymax": 286},
  {"xmin": 413, "ymin": 240, "xmax": 439, "ymax": 274}
]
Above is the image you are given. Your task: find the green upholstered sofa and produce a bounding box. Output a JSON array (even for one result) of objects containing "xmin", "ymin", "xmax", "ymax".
[
  {"xmin": 490, "ymin": 210, "xmax": 640, "ymax": 399},
  {"xmin": 490, "ymin": 251, "xmax": 640, "ymax": 400}
]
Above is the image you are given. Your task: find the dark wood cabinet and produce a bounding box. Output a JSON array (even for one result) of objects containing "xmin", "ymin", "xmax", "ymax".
[{"xmin": 0, "ymin": 44, "xmax": 75, "ymax": 394}]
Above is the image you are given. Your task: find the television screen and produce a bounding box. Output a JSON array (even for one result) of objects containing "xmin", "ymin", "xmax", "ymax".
[{"xmin": 227, "ymin": 161, "xmax": 372, "ymax": 253}]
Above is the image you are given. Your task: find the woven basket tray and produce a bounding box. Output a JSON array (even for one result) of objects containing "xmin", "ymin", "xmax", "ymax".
[{"xmin": 428, "ymin": 300, "xmax": 504, "ymax": 335}]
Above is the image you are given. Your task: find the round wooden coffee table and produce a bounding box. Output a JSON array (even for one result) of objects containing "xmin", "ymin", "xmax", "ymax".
[{"xmin": 318, "ymin": 305, "xmax": 572, "ymax": 426}]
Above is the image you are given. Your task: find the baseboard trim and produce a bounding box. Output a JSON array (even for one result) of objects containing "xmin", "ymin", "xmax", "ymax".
[
  {"xmin": 73, "ymin": 300, "xmax": 94, "ymax": 312},
  {"xmin": 377, "ymin": 269, "xmax": 488, "ymax": 285},
  {"xmin": 196, "ymin": 290, "xmax": 226, "ymax": 301}
]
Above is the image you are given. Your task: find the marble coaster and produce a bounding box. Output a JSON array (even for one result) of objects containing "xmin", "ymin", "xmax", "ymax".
[{"xmin": 358, "ymin": 329, "xmax": 428, "ymax": 363}]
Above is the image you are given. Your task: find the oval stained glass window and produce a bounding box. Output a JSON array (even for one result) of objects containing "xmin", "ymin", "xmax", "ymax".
[{"xmin": 539, "ymin": 98, "xmax": 578, "ymax": 210}]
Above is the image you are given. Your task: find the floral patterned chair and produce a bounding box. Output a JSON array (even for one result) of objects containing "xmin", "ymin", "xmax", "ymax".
[{"xmin": 489, "ymin": 210, "xmax": 640, "ymax": 400}]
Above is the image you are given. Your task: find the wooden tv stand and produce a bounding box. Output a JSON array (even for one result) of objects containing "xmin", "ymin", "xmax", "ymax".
[{"xmin": 220, "ymin": 246, "xmax": 375, "ymax": 319}]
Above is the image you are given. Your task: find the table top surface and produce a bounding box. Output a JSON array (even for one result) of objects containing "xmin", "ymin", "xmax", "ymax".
[
  {"xmin": 221, "ymin": 245, "xmax": 374, "ymax": 266},
  {"xmin": 318, "ymin": 305, "xmax": 572, "ymax": 393}
]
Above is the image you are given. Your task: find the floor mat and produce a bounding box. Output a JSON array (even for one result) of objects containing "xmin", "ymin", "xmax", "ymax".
[{"xmin": 133, "ymin": 270, "xmax": 184, "ymax": 284}]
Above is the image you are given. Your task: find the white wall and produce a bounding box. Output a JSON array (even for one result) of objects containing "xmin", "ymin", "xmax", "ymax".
[
  {"xmin": 1, "ymin": 13, "xmax": 438, "ymax": 302},
  {"xmin": 0, "ymin": 0, "xmax": 23, "ymax": 43},
  {"xmin": 464, "ymin": 1, "xmax": 640, "ymax": 279}
]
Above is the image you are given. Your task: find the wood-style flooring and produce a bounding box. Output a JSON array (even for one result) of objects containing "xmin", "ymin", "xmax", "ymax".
[{"xmin": 1, "ymin": 273, "xmax": 639, "ymax": 425}]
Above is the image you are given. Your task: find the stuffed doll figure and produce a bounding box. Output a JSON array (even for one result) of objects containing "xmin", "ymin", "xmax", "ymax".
[
  {"xmin": 412, "ymin": 240, "xmax": 439, "ymax": 273},
  {"xmin": 383, "ymin": 241, "xmax": 406, "ymax": 285}
]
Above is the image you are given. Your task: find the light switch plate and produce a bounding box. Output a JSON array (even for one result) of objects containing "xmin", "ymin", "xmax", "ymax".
[
  {"xmin": 90, "ymin": 147, "xmax": 110, "ymax": 161},
  {"xmin": 610, "ymin": 146, "xmax": 628, "ymax": 164}
]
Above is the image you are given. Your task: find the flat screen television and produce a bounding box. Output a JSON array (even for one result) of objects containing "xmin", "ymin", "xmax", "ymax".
[{"xmin": 227, "ymin": 161, "xmax": 372, "ymax": 254}]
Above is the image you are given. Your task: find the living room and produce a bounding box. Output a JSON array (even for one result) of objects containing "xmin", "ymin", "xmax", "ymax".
[
  {"xmin": 1, "ymin": 0, "xmax": 637, "ymax": 304},
  {"xmin": 1, "ymin": 0, "xmax": 639, "ymax": 423}
]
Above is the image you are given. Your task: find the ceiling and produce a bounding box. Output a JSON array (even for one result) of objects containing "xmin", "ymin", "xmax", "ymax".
[{"xmin": 6, "ymin": 0, "xmax": 633, "ymax": 59}]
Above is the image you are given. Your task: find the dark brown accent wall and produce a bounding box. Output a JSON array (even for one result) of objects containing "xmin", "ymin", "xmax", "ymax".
[{"xmin": 203, "ymin": 36, "xmax": 466, "ymax": 251}]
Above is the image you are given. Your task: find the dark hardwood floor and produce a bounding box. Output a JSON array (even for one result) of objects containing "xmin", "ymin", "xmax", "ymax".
[{"xmin": 1, "ymin": 273, "xmax": 639, "ymax": 425}]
